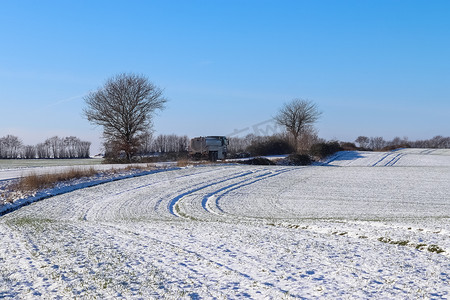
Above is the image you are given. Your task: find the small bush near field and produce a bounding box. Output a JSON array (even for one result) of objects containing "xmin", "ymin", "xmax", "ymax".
[
  {"xmin": 247, "ymin": 138, "xmax": 294, "ymax": 156},
  {"xmin": 380, "ymin": 144, "xmax": 411, "ymax": 151},
  {"xmin": 310, "ymin": 141, "xmax": 343, "ymax": 159},
  {"xmin": 340, "ymin": 142, "xmax": 358, "ymax": 151},
  {"xmin": 287, "ymin": 154, "xmax": 312, "ymax": 166},
  {"xmin": 239, "ymin": 157, "xmax": 275, "ymax": 165}
]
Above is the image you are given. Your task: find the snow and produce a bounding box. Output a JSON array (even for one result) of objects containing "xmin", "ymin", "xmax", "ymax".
[
  {"xmin": 323, "ymin": 148, "xmax": 450, "ymax": 167},
  {"xmin": 0, "ymin": 161, "xmax": 171, "ymax": 181},
  {"xmin": 0, "ymin": 149, "xmax": 449, "ymax": 298}
]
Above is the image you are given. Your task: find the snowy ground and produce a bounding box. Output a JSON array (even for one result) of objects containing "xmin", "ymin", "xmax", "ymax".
[
  {"xmin": 0, "ymin": 159, "xmax": 168, "ymax": 181},
  {"xmin": 323, "ymin": 148, "xmax": 450, "ymax": 167},
  {"xmin": 0, "ymin": 149, "xmax": 449, "ymax": 299},
  {"xmin": 0, "ymin": 158, "xmax": 104, "ymax": 170}
]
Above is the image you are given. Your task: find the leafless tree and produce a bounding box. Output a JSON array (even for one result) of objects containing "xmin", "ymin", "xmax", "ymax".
[
  {"xmin": 150, "ymin": 134, "xmax": 189, "ymax": 153},
  {"xmin": 228, "ymin": 136, "xmax": 250, "ymax": 155},
  {"xmin": 61, "ymin": 136, "xmax": 91, "ymax": 158},
  {"xmin": 83, "ymin": 73, "xmax": 167, "ymax": 161},
  {"xmin": 274, "ymin": 99, "xmax": 322, "ymax": 152},
  {"xmin": 137, "ymin": 130, "xmax": 153, "ymax": 155},
  {"xmin": 296, "ymin": 126, "xmax": 321, "ymax": 151},
  {"xmin": 0, "ymin": 135, "xmax": 23, "ymax": 158},
  {"xmin": 152, "ymin": 134, "xmax": 168, "ymax": 153},
  {"xmin": 36, "ymin": 143, "xmax": 49, "ymax": 158},
  {"xmin": 0, "ymin": 138, "xmax": 4, "ymax": 159},
  {"xmin": 388, "ymin": 136, "xmax": 409, "ymax": 147},
  {"xmin": 355, "ymin": 136, "xmax": 370, "ymax": 149},
  {"xmin": 369, "ymin": 136, "xmax": 386, "ymax": 150},
  {"xmin": 23, "ymin": 145, "xmax": 37, "ymax": 159}
]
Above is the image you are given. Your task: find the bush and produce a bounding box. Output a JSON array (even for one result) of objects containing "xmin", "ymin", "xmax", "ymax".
[
  {"xmin": 287, "ymin": 154, "xmax": 312, "ymax": 166},
  {"xmin": 340, "ymin": 142, "xmax": 358, "ymax": 151},
  {"xmin": 247, "ymin": 137, "xmax": 294, "ymax": 156},
  {"xmin": 239, "ymin": 157, "xmax": 275, "ymax": 165},
  {"xmin": 310, "ymin": 141, "xmax": 343, "ymax": 159},
  {"xmin": 380, "ymin": 144, "xmax": 411, "ymax": 151}
]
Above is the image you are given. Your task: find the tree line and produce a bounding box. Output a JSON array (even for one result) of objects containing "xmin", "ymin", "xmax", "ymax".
[
  {"xmin": 353, "ymin": 135, "xmax": 450, "ymax": 151},
  {"xmin": 103, "ymin": 133, "xmax": 189, "ymax": 159},
  {"xmin": 0, "ymin": 135, "xmax": 91, "ymax": 159},
  {"xmin": 226, "ymin": 134, "xmax": 450, "ymax": 158}
]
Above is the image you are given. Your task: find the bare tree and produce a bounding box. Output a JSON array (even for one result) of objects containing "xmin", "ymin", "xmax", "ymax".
[
  {"xmin": 297, "ymin": 126, "xmax": 321, "ymax": 151},
  {"xmin": 355, "ymin": 136, "xmax": 370, "ymax": 149},
  {"xmin": 36, "ymin": 143, "xmax": 49, "ymax": 158},
  {"xmin": 369, "ymin": 136, "xmax": 386, "ymax": 150},
  {"xmin": 149, "ymin": 134, "xmax": 189, "ymax": 153},
  {"xmin": 23, "ymin": 145, "xmax": 36, "ymax": 159},
  {"xmin": 0, "ymin": 135, "xmax": 23, "ymax": 158},
  {"xmin": 137, "ymin": 130, "xmax": 153, "ymax": 155},
  {"xmin": 274, "ymin": 99, "xmax": 322, "ymax": 151},
  {"xmin": 83, "ymin": 73, "xmax": 167, "ymax": 161},
  {"xmin": 0, "ymin": 137, "xmax": 4, "ymax": 159}
]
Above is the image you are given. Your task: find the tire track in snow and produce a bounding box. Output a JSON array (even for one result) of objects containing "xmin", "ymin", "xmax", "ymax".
[
  {"xmin": 371, "ymin": 153, "xmax": 391, "ymax": 166},
  {"xmin": 420, "ymin": 149, "xmax": 436, "ymax": 155},
  {"xmin": 202, "ymin": 168, "xmax": 298, "ymax": 217},
  {"xmin": 168, "ymin": 169, "xmax": 262, "ymax": 217},
  {"xmin": 156, "ymin": 169, "xmax": 256, "ymax": 214},
  {"xmin": 81, "ymin": 167, "xmax": 244, "ymax": 221},
  {"xmin": 112, "ymin": 167, "xmax": 219, "ymax": 197},
  {"xmin": 372, "ymin": 152, "xmax": 405, "ymax": 167},
  {"xmin": 168, "ymin": 167, "xmax": 298, "ymax": 219},
  {"xmin": 384, "ymin": 153, "xmax": 404, "ymax": 166}
]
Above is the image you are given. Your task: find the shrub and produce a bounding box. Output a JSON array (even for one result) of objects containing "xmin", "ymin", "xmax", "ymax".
[
  {"xmin": 287, "ymin": 154, "xmax": 312, "ymax": 166},
  {"xmin": 340, "ymin": 142, "xmax": 358, "ymax": 151},
  {"xmin": 380, "ymin": 144, "xmax": 411, "ymax": 151},
  {"xmin": 247, "ymin": 137, "xmax": 294, "ymax": 156},
  {"xmin": 310, "ymin": 141, "xmax": 343, "ymax": 159},
  {"xmin": 239, "ymin": 157, "xmax": 275, "ymax": 165}
]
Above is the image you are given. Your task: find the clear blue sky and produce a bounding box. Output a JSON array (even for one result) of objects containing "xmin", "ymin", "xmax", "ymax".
[{"xmin": 1, "ymin": 0, "xmax": 449, "ymax": 153}]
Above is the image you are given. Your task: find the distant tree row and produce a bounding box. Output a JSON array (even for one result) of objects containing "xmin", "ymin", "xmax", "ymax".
[
  {"xmin": 149, "ymin": 134, "xmax": 189, "ymax": 153},
  {"xmin": 0, "ymin": 135, "xmax": 91, "ymax": 159},
  {"xmin": 226, "ymin": 133, "xmax": 450, "ymax": 160},
  {"xmin": 353, "ymin": 135, "xmax": 450, "ymax": 151},
  {"xmin": 103, "ymin": 133, "xmax": 189, "ymax": 159}
]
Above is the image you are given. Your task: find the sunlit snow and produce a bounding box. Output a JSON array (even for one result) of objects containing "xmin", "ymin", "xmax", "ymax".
[{"xmin": 0, "ymin": 149, "xmax": 449, "ymax": 298}]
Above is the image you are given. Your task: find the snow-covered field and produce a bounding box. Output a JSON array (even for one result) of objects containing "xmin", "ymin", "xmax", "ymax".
[
  {"xmin": 0, "ymin": 149, "xmax": 449, "ymax": 298},
  {"xmin": 324, "ymin": 148, "xmax": 450, "ymax": 167},
  {"xmin": 0, "ymin": 159, "xmax": 164, "ymax": 181}
]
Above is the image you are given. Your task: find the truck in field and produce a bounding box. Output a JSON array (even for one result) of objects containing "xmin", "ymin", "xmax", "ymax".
[{"xmin": 189, "ymin": 136, "xmax": 229, "ymax": 161}]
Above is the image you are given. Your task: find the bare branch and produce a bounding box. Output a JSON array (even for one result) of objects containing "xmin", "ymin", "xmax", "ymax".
[
  {"xmin": 83, "ymin": 73, "xmax": 167, "ymax": 161},
  {"xmin": 274, "ymin": 99, "xmax": 322, "ymax": 151}
]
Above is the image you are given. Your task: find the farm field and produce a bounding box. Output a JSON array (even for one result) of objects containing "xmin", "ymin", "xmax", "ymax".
[
  {"xmin": 0, "ymin": 158, "xmax": 104, "ymax": 170},
  {"xmin": 0, "ymin": 159, "xmax": 162, "ymax": 182},
  {"xmin": 324, "ymin": 148, "xmax": 450, "ymax": 167},
  {"xmin": 0, "ymin": 149, "xmax": 449, "ymax": 298}
]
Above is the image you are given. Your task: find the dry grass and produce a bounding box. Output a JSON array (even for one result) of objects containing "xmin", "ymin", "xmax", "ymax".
[
  {"xmin": 1, "ymin": 164, "xmax": 159, "ymax": 205},
  {"xmin": 123, "ymin": 164, "xmax": 156, "ymax": 171},
  {"xmin": 175, "ymin": 159, "xmax": 227, "ymax": 167},
  {"xmin": 12, "ymin": 167, "xmax": 98, "ymax": 192},
  {"xmin": 176, "ymin": 159, "xmax": 191, "ymax": 167},
  {"xmin": 13, "ymin": 164, "xmax": 156, "ymax": 193}
]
